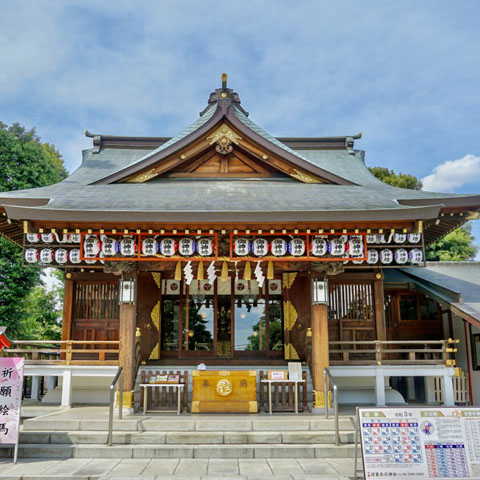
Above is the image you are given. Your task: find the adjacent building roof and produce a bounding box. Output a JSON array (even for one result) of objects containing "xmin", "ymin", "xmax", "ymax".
[
  {"xmin": 1, "ymin": 77, "xmax": 479, "ymax": 245},
  {"xmin": 385, "ymin": 262, "xmax": 480, "ymax": 327}
]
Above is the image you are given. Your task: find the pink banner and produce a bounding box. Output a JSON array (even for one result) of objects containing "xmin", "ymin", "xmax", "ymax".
[{"xmin": 0, "ymin": 358, "xmax": 24, "ymax": 444}]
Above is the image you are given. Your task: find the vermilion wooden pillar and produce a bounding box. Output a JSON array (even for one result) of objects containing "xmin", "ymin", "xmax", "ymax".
[{"xmin": 312, "ymin": 303, "xmax": 329, "ymax": 408}]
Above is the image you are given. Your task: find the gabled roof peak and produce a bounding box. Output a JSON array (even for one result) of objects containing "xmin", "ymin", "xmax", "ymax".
[{"xmin": 200, "ymin": 73, "xmax": 249, "ymax": 117}]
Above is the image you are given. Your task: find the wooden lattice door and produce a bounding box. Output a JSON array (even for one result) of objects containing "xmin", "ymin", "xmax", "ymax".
[{"xmin": 71, "ymin": 280, "xmax": 120, "ymax": 356}]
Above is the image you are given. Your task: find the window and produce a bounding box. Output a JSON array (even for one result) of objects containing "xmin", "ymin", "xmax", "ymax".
[
  {"xmin": 399, "ymin": 295, "xmax": 417, "ymax": 321},
  {"xmin": 472, "ymin": 333, "xmax": 480, "ymax": 371},
  {"xmin": 420, "ymin": 296, "xmax": 439, "ymax": 321}
]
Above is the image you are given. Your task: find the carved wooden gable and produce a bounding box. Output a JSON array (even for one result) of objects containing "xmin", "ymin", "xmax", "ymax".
[{"xmin": 126, "ymin": 123, "xmax": 327, "ymax": 183}]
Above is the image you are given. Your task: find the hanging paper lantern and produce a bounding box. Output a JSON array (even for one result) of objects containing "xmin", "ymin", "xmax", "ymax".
[
  {"xmin": 377, "ymin": 234, "xmax": 386, "ymax": 244},
  {"xmin": 41, "ymin": 233, "xmax": 55, "ymax": 244},
  {"xmin": 24, "ymin": 248, "xmax": 39, "ymax": 264},
  {"xmin": 141, "ymin": 237, "xmax": 158, "ymax": 256},
  {"xmin": 352, "ymin": 259, "xmax": 364, "ymax": 265},
  {"xmin": 409, "ymin": 248, "xmax": 423, "ymax": 264},
  {"xmin": 70, "ymin": 234, "xmax": 81, "ymax": 243},
  {"xmin": 380, "ymin": 249, "xmax": 393, "ymax": 264},
  {"xmin": 347, "ymin": 236, "xmax": 364, "ymax": 257},
  {"xmin": 120, "ymin": 237, "xmax": 137, "ymax": 256},
  {"xmin": 367, "ymin": 249, "xmax": 379, "ymax": 265},
  {"xmin": 393, "ymin": 233, "xmax": 407, "ymax": 244},
  {"xmin": 40, "ymin": 248, "xmax": 54, "ymax": 264},
  {"xmin": 252, "ymin": 238, "xmax": 269, "ymax": 257},
  {"xmin": 26, "ymin": 233, "xmax": 40, "ymax": 243},
  {"xmin": 366, "ymin": 234, "xmax": 377, "ymax": 244},
  {"xmin": 394, "ymin": 248, "xmax": 408, "ymax": 264},
  {"xmin": 197, "ymin": 238, "xmax": 214, "ymax": 257},
  {"xmin": 407, "ymin": 233, "xmax": 422, "ymax": 244},
  {"xmin": 233, "ymin": 237, "xmax": 250, "ymax": 256},
  {"xmin": 55, "ymin": 249, "xmax": 69, "ymax": 264},
  {"xmin": 102, "ymin": 237, "xmax": 119, "ymax": 257},
  {"xmin": 270, "ymin": 238, "xmax": 287, "ymax": 257},
  {"xmin": 85, "ymin": 257, "xmax": 97, "ymax": 265},
  {"xmin": 69, "ymin": 249, "xmax": 81, "ymax": 264},
  {"xmin": 289, "ymin": 238, "xmax": 306, "ymax": 257},
  {"xmin": 57, "ymin": 233, "xmax": 70, "ymax": 243},
  {"xmin": 310, "ymin": 237, "xmax": 328, "ymax": 256},
  {"xmin": 178, "ymin": 237, "xmax": 195, "ymax": 256},
  {"xmin": 160, "ymin": 238, "xmax": 177, "ymax": 257},
  {"xmin": 83, "ymin": 235, "xmax": 101, "ymax": 257},
  {"xmin": 329, "ymin": 237, "xmax": 345, "ymax": 256}
]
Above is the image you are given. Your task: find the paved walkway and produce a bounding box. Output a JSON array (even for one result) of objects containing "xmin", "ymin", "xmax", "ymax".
[{"xmin": 0, "ymin": 457, "xmax": 362, "ymax": 479}]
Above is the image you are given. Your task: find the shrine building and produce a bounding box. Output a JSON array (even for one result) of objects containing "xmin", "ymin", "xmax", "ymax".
[{"xmin": 1, "ymin": 74, "xmax": 480, "ymax": 412}]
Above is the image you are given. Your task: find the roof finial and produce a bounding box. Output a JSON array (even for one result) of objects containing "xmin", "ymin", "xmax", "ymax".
[{"xmin": 221, "ymin": 73, "xmax": 228, "ymax": 90}]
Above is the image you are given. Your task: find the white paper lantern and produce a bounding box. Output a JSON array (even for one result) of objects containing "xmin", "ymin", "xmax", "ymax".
[
  {"xmin": 85, "ymin": 257, "xmax": 97, "ymax": 264},
  {"xmin": 366, "ymin": 235, "xmax": 377, "ymax": 244},
  {"xmin": 407, "ymin": 233, "xmax": 422, "ymax": 244},
  {"xmin": 57, "ymin": 233, "xmax": 70, "ymax": 243},
  {"xmin": 55, "ymin": 248, "xmax": 69, "ymax": 264},
  {"xmin": 377, "ymin": 234, "xmax": 386, "ymax": 244},
  {"xmin": 160, "ymin": 238, "xmax": 177, "ymax": 257},
  {"xmin": 347, "ymin": 236, "xmax": 364, "ymax": 257},
  {"xmin": 24, "ymin": 248, "xmax": 39, "ymax": 263},
  {"xmin": 41, "ymin": 233, "xmax": 55, "ymax": 243},
  {"xmin": 26, "ymin": 233, "xmax": 40, "ymax": 243},
  {"xmin": 394, "ymin": 248, "xmax": 409, "ymax": 264},
  {"xmin": 367, "ymin": 249, "xmax": 379, "ymax": 265},
  {"xmin": 69, "ymin": 249, "xmax": 81, "ymax": 264},
  {"xmin": 329, "ymin": 237, "xmax": 345, "ymax": 256},
  {"xmin": 120, "ymin": 237, "xmax": 137, "ymax": 256},
  {"xmin": 289, "ymin": 238, "xmax": 306, "ymax": 257},
  {"xmin": 197, "ymin": 238, "xmax": 214, "ymax": 257},
  {"xmin": 102, "ymin": 237, "xmax": 119, "ymax": 257},
  {"xmin": 233, "ymin": 238, "xmax": 250, "ymax": 256},
  {"xmin": 252, "ymin": 238, "xmax": 269, "ymax": 257},
  {"xmin": 310, "ymin": 237, "xmax": 328, "ymax": 256},
  {"xmin": 83, "ymin": 235, "xmax": 101, "ymax": 257},
  {"xmin": 380, "ymin": 249, "xmax": 393, "ymax": 264},
  {"xmin": 141, "ymin": 237, "xmax": 158, "ymax": 256},
  {"xmin": 70, "ymin": 234, "xmax": 81, "ymax": 243},
  {"xmin": 409, "ymin": 248, "xmax": 423, "ymax": 264},
  {"xmin": 270, "ymin": 238, "xmax": 288, "ymax": 257},
  {"xmin": 393, "ymin": 233, "xmax": 407, "ymax": 244},
  {"xmin": 178, "ymin": 237, "xmax": 195, "ymax": 256},
  {"xmin": 40, "ymin": 248, "xmax": 54, "ymax": 264}
]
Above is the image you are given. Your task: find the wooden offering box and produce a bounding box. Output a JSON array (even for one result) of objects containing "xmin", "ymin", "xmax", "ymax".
[{"xmin": 191, "ymin": 370, "xmax": 257, "ymax": 413}]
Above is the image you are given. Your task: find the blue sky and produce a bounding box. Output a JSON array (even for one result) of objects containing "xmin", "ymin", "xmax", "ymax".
[{"xmin": 1, "ymin": 0, "xmax": 479, "ymax": 255}]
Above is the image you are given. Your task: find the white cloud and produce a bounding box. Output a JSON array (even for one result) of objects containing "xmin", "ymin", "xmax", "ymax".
[{"xmin": 422, "ymin": 154, "xmax": 480, "ymax": 192}]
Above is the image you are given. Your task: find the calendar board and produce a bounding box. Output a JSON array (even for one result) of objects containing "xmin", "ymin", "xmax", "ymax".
[{"xmin": 358, "ymin": 407, "xmax": 480, "ymax": 479}]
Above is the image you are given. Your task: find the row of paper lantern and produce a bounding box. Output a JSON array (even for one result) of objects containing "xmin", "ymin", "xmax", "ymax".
[
  {"xmin": 25, "ymin": 248, "xmax": 86, "ymax": 265},
  {"xmin": 82, "ymin": 236, "xmax": 216, "ymax": 258},
  {"xmin": 356, "ymin": 248, "xmax": 424, "ymax": 265},
  {"xmin": 26, "ymin": 233, "xmax": 82, "ymax": 244},
  {"xmin": 233, "ymin": 236, "xmax": 364, "ymax": 257},
  {"xmin": 366, "ymin": 233, "xmax": 422, "ymax": 245}
]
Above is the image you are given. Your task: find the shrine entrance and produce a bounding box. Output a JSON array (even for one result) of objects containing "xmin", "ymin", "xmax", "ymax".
[{"xmin": 159, "ymin": 277, "xmax": 284, "ymax": 361}]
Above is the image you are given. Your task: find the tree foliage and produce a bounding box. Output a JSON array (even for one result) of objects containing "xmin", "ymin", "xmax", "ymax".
[
  {"xmin": 0, "ymin": 122, "xmax": 67, "ymax": 337},
  {"xmin": 369, "ymin": 166, "xmax": 476, "ymax": 261}
]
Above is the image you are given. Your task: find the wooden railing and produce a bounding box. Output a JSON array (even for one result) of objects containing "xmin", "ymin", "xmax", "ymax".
[
  {"xmin": 329, "ymin": 339, "xmax": 458, "ymax": 366},
  {"xmin": 1, "ymin": 340, "xmax": 120, "ymax": 365}
]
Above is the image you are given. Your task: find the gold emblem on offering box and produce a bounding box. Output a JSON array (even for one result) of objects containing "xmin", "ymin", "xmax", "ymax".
[{"xmin": 216, "ymin": 379, "xmax": 233, "ymax": 396}]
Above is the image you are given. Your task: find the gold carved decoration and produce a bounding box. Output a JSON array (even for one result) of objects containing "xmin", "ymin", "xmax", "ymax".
[
  {"xmin": 283, "ymin": 300, "xmax": 298, "ymax": 331},
  {"xmin": 290, "ymin": 168, "xmax": 321, "ymax": 184},
  {"xmin": 216, "ymin": 379, "xmax": 233, "ymax": 396},
  {"xmin": 151, "ymin": 272, "xmax": 161, "ymax": 288},
  {"xmin": 466, "ymin": 211, "xmax": 480, "ymax": 220},
  {"xmin": 285, "ymin": 343, "xmax": 300, "ymax": 360},
  {"xmin": 150, "ymin": 301, "xmax": 160, "ymax": 330},
  {"xmin": 148, "ymin": 344, "xmax": 159, "ymax": 361},
  {"xmin": 207, "ymin": 124, "xmax": 242, "ymax": 155},
  {"xmin": 127, "ymin": 168, "xmax": 158, "ymax": 183},
  {"xmin": 283, "ymin": 272, "xmax": 297, "ymax": 289}
]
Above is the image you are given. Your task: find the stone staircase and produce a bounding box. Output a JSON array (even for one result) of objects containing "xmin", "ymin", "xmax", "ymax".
[{"xmin": 11, "ymin": 409, "xmax": 356, "ymax": 460}]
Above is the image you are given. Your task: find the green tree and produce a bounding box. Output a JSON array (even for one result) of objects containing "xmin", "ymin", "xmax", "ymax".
[
  {"xmin": 369, "ymin": 166, "xmax": 423, "ymax": 190},
  {"xmin": 0, "ymin": 122, "xmax": 67, "ymax": 337},
  {"xmin": 369, "ymin": 166, "xmax": 476, "ymax": 261}
]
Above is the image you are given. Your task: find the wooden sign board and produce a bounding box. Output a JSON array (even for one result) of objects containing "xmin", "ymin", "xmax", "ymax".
[
  {"xmin": 268, "ymin": 370, "xmax": 288, "ymax": 380},
  {"xmin": 357, "ymin": 406, "xmax": 480, "ymax": 479},
  {"xmin": 191, "ymin": 370, "xmax": 257, "ymax": 413}
]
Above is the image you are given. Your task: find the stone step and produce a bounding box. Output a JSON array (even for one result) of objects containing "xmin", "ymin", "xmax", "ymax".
[
  {"xmin": 19, "ymin": 430, "xmax": 355, "ymax": 445},
  {"xmin": 22, "ymin": 416, "xmax": 356, "ymax": 432},
  {"xmin": 1, "ymin": 443, "xmax": 356, "ymax": 459}
]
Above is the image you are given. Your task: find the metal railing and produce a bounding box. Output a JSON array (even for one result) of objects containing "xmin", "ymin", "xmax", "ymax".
[
  {"xmin": 324, "ymin": 367, "xmax": 340, "ymax": 446},
  {"xmin": 107, "ymin": 367, "xmax": 123, "ymax": 446}
]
